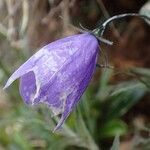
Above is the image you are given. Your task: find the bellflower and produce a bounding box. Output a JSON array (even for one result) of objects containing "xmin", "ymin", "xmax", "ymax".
[
  {"xmin": 4, "ymin": 33, "xmax": 99, "ymax": 131},
  {"xmin": 4, "ymin": 13, "xmax": 147, "ymax": 131}
]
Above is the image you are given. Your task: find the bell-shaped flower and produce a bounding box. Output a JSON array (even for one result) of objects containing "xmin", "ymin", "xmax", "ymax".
[{"xmin": 4, "ymin": 33, "xmax": 99, "ymax": 131}]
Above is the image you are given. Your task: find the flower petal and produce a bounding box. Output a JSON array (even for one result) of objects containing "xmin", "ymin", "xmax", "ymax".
[
  {"xmin": 19, "ymin": 71, "xmax": 37, "ymax": 105},
  {"xmin": 22, "ymin": 33, "xmax": 98, "ymax": 105},
  {"xmin": 33, "ymin": 33, "xmax": 98, "ymax": 130},
  {"xmin": 3, "ymin": 34, "xmax": 80, "ymax": 90},
  {"xmin": 53, "ymin": 50, "xmax": 97, "ymax": 131}
]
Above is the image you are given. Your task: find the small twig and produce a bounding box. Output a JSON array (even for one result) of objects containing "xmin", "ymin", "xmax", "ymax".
[
  {"xmin": 61, "ymin": 0, "xmax": 71, "ymax": 34},
  {"xmin": 20, "ymin": 0, "xmax": 29, "ymax": 35},
  {"xmin": 2, "ymin": 0, "xmax": 23, "ymax": 25},
  {"xmin": 79, "ymin": 23, "xmax": 91, "ymax": 32},
  {"xmin": 42, "ymin": 1, "xmax": 62, "ymax": 24},
  {"xmin": 96, "ymin": 0, "xmax": 120, "ymax": 39},
  {"xmin": 6, "ymin": 0, "xmax": 18, "ymax": 41},
  {"xmin": 96, "ymin": 0, "xmax": 109, "ymax": 18}
]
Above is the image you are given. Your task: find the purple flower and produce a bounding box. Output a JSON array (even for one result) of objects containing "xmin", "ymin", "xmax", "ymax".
[{"xmin": 4, "ymin": 33, "xmax": 99, "ymax": 131}]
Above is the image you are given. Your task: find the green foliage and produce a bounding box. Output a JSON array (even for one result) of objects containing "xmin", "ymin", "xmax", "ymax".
[
  {"xmin": 99, "ymin": 119, "xmax": 127, "ymax": 139},
  {"xmin": 0, "ymin": 65, "xmax": 149, "ymax": 149},
  {"xmin": 0, "ymin": 60, "xmax": 150, "ymax": 150}
]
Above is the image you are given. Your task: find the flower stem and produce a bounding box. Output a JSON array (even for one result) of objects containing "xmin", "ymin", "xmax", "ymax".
[{"xmin": 93, "ymin": 13, "xmax": 150, "ymax": 37}]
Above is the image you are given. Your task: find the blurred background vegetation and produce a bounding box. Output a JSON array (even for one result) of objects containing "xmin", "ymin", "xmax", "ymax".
[{"xmin": 0, "ymin": 0, "xmax": 150, "ymax": 150}]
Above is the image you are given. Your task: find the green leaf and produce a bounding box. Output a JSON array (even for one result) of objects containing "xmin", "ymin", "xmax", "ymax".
[
  {"xmin": 130, "ymin": 67, "xmax": 150, "ymax": 78},
  {"xmin": 99, "ymin": 119, "xmax": 127, "ymax": 138},
  {"xmin": 12, "ymin": 132, "xmax": 32, "ymax": 150},
  {"xmin": 99, "ymin": 69, "xmax": 113, "ymax": 88},
  {"xmin": 74, "ymin": 107, "xmax": 99, "ymax": 150},
  {"xmin": 48, "ymin": 137, "xmax": 79, "ymax": 150},
  {"xmin": 80, "ymin": 87, "xmax": 98, "ymax": 135},
  {"xmin": 104, "ymin": 81, "xmax": 147, "ymax": 120},
  {"xmin": 129, "ymin": 67, "xmax": 150, "ymax": 88},
  {"xmin": 97, "ymin": 69, "xmax": 113, "ymax": 101},
  {"xmin": 110, "ymin": 135, "xmax": 120, "ymax": 150}
]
